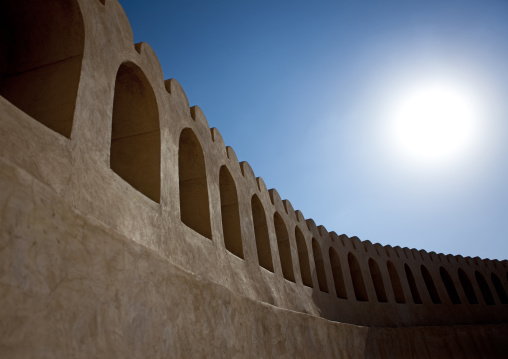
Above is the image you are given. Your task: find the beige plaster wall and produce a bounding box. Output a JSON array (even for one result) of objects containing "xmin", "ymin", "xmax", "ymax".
[
  {"xmin": 0, "ymin": 2, "xmax": 507, "ymax": 356},
  {"xmin": 1, "ymin": 157, "xmax": 507, "ymax": 358}
]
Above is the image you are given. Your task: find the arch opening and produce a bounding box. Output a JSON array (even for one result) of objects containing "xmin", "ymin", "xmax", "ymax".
[
  {"xmin": 178, "ymin": 128, "xmax": 211, "ymax": 238},
  {"xmin": 348, "ymin": 253, "xmax": 368, "ymax": 301},
  {"xmin": 329, "ymin": 248, "xmax": 347, "ymax": 299},
  {"xmin": 421, "ymin": 266, "xmax": 441, "ymax": 304},
  {"xmin": 251, "ymin": 194, "xmax": 273, "ymax": 272},
  {"xmin": 404, "ymin": 264, "xmax": 422, "ymax": 304},
  {"xmin": 439, "ymin": 267, "xmax": 461, "ymax": 304},
  {"xmin": 0, "ymin": 0, "xmax": 84, "ymax": 138},
  {"xmin": 295, "ymin": 227, "xmax": 313, "ymax": 288},
  {"xmin": 219, "ymin": 166, "xmax": 243, "ymax": 258},
  {"xmin": 387, "ymin": 261, "xmax": 405, "ymax": 303},
  {"xmin": 491, "ymin": 273, "xmax": 508, "ymax": 304},
  {"xmin": 369, "ymin": 258, "xmax": 388, "ymax": 302},
  {"xmin": 274, "ymin": 213, "xmax": 295, "ymax": 282},
  {"xmin": 111, "ymin": 62, "xmax": 160, "ymax": 202},
  {"xmin": 475, "ymin": 271, "xmax": 494, "ymax": 305},
  {"xmin": 312, "ymin": 239, "xmax": 328, "ymax": 293},
  {"xmin": 458, "ymin": 269, "xmax": 478, "ymax": 304}
]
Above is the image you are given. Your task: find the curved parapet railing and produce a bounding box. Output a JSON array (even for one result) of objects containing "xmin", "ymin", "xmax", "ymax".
[{"xmin": 0, "ymin": 0, "xmax": 507, "ymax": 328}]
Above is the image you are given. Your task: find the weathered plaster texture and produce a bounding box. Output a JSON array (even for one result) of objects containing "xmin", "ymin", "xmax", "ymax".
[
  {"xmin": 1, "ymin": 0, "xmax": 507, "ymax": 357},
  {"xmin": 1, "ymin": 158, "xmax": 507, "ymax": 358},
  {"xmin": 0, "ymin": 158, "xmax": 370, "ymax": 358}
]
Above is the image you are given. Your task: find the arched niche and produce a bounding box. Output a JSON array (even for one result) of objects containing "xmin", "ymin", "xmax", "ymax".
[
  {"xmin": 421, "ymin": 266, "xmax": 441, "ymax": 304},
  {"xmin": 404, "ymin": 264, "xmax": 422, "ymax": 304},
  {"xmin": 458, "ymin": 269, "xmax": 478, "ymax": 304},
  {"xmin": 312, "ymin": 239, "xmax": 328, "ymax": 293},
  {"xmin": 369, "ymin": 258, "xmax": 387, "ymax": 302},
  {"xmin": 219, "ymin": 165, "xmax": 243, "ymax": 258},
  {"xmin": 439, "ymin": 267, "xmax": 461, "ymax": 304},
  {"xmin": 274, "ymin": 213, "xmax": 295, "ymax": 282},
  {"xmin": 491, "ymin": 273, "xmax": 508, "ymax": 304},
  {"xmin": 178, "ymin": 128, "xmax": 211, "ymax": 238},
  {"xmin": 251, "ymin": 194, "xmax": 273, "ymax": 272},
  {"xmin": 295, "ymin": 226, "xmax": 313, "ymax": 288},
  {"xmin": 111, "ymin": 62, "xmax": 160, "ymax": 203},
  {"xmin": 387, "ymin": 261, "xmax": 405, "ymax": 304},
  {"xmin": 348, "ymin": 253, "xmax": 368, "ymax": 301},
  {"xmin": 475, "ymin": 271, "xmax": 494, "ymax": 305},
  {"xmin": 329, "ymin": 247, "xmax": 347, "ymax": 299},
  {"xmin": 0, "ymin": 0, "xmax": 85, "ymax": 138}
]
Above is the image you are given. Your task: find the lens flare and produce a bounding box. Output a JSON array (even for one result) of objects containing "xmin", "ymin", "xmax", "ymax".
[{"xmin": 390, "ymin": 83, "xmax": 477, "ymax": 163}]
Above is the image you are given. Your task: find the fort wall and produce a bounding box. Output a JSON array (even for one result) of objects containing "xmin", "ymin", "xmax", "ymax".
[
  {"xmin": 1, "ymin": 0, "xmax": 508, "ymax": 356},
  {"xmin": 1, "ymin": 156, "xmax": 507, "ymax": 358}
]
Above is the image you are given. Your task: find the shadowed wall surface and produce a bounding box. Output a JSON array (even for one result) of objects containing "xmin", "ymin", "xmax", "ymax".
[
  {"xmin": 0, "ymin": 0, "xmax": 507, "ymax": 357},
  {"xmin": 1, "ymin": 158, "xmax": 507, "ymax": 358}
]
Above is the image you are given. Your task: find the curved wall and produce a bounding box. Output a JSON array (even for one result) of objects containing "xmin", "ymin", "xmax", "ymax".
[{"xmin": 0, "ymin": 0, "xmax": 507, "ymax": 330}]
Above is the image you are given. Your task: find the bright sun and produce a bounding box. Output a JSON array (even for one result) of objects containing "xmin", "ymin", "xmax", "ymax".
[{"xmin": 390, "ymin": 83, "xmax": 478, "ymax": 163}]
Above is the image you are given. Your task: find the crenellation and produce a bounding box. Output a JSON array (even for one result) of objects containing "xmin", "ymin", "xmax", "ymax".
[
  {"xmin": 226, "ymin": 146, "xmax": 239, "ymax": 164},
  {"xmin": 339, "ymin": 234, "xmax": 350, "ymax": 247},
  {"xmin": 402, "ymin": 247, "xmax": 412, "ymax": 259},
  {"xmin": 317, "ymin": 225, "xmax": 329, "ymax": 239},
  {"xmin": 412, "ymin": 248, "xmax": 422, "ymax": 261},
  {"xmin": 268, "ymin": 188, "xmax": 282, "ymax": 208},
  {"xmin": 210, "ymin": 126, "xmax": 222, "ymax": 144},
  {"xmin": 384, "ymin": 245, "xmax": 392, "ymax": 257},
  {"xmin": 1, "ymin": 1, "xmax": 507, "ymax": 356},
  {"xmin": 429, "ymin": 251, "xmax": 439, "ymax": 262},
  {"xmin": 240, "ymin": 160, "xmax": 254, "ymax": 179},
  {"xmin": 133, "ymin": 41, "xmax": 143, "ymax": 54},
  {"xmin": 282, "ymin": 199, "xmax": 293, "ymax": 216},
  {"xmin": 484, "ymin": 258, "xmax": 494, "ymax": 270},
  {"xmin": 166, "ymin": 78, "xmax": 190, "ymax": 112},
  {"xmin": 294, "ymin": 209, "xmax": 304, "ymax": 223},
  {"xmin": 256, "ymin": 176, "xmax": 267, "ymax": 193},
  {"xmin": 189, "ymin": 105, "xmax": 211, "ymax": 133},
  {"xmin": 349, "ymin": 236, "xmax": 359, "ymax": 250},
  {"xmin": 210, "ymin": 128, "xmax": 229, "ymax": 162},
  {"xmin": 362, "ymin": 240, "xmax": 372, "ymax": 253},
  {"xmin": 163, "ymin": 78, "xmax": 173, "ymax": 94},
  {"xmin": 329, "ymin": 231, "xmax": 340, "ymax": 244},
  {"xmin": 305, "ymin": 218, "xmax": 318, "ymax": 235}
]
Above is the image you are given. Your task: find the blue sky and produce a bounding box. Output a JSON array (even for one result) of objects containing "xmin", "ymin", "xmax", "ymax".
[{"xmin": 119, "ymin": 0, "xmax": 508, "ymax": 260}]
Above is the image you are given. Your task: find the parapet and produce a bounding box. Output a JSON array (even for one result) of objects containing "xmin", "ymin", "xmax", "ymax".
[{"xmin": 1, "ymin": 0, "xmax": 507, "ymax": 336}]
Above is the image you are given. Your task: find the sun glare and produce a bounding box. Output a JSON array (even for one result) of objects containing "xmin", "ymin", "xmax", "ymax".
[{"xmin": 390, "ymin": 83, "xmax": 478, "ymax": 164}]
